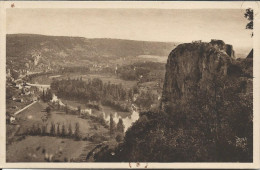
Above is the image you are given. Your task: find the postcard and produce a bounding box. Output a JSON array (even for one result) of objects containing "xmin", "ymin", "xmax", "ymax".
[{"xmin": 0, "ymin": 1, "xmax": 259, "ymax": 169}]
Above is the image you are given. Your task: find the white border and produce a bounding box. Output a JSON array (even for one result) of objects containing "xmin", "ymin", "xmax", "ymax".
[{"xmin": 0, "ymin": 1, "xmax": 259, "ymax": 169}]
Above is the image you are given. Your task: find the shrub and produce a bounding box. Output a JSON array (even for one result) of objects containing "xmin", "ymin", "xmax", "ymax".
[{"xmin": 89, "ymin": 133, "xmax": 109, "ymax": 143}]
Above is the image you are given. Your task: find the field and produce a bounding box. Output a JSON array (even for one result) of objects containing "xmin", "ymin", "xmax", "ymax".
[
  {"xmin": 137, "ymin": 55, "xmax": 168, "ymax": 63},
  {"xmin": 6, "ymin": 136, "xmax": 93, "ymax": 162},
  {"xmin": 6, "ymin": 101, "xmax": 111, "ymax": 162}
]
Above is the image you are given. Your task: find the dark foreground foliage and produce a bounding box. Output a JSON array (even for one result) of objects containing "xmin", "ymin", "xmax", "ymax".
[{"xmin": 94, "ymin": 59, "xmax": 253, "ymax": 162}]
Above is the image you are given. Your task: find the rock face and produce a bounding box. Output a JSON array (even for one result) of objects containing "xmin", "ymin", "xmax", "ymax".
[{"xmin": 161, "ymin": 40, "xmax": 251, "ymax": 110}]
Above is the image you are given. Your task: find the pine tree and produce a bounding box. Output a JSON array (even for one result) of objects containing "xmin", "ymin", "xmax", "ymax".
[
  {"xmin": 57, "ymin": 123, "xmax": 60, "ymax": 136},
  {"xmin": 77, "ymin": 106, "xmax": 81, "ymax": 116},
  {"xmin": 42, "ymin": 124, "xmax": 46, "ymax": 135},
  {"xmin": 31, "ymin": 124, "xmax": 36, "ymax": 135},
  {"xmin": 65, "ymin": 104, "xmax": 68, "ymax": 114},
  {"xmin": 110, "ymin": 114, "xmax": 115, "ymax": 136},
  {"xmin": 42, "ymin": 89, "xmax": 45, "ymax": 101},
  {"xmin": 37, "ymin": 123, "xmax": 41, "ymax": 135},
  {"xmin": 50, "ymin": 122, "xmax": 56, "ymax": 136},
  {"xmin": 74, "ymin": 122, "xmax": 80, "ymax": 140},
  {"xmin": 68, "ymin": 123, "xmax": 72, "ymax": 137},
  {"xmin": 117, "ymin": 118, "xmax": 125, "ymax": 133},
  {"xmin": 61, "ymin": 123, "xmax": 66, "ymax": 137}
]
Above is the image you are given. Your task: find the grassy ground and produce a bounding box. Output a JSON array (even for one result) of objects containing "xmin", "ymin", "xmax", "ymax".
[{"xmin": 6, "ymin": 136, "xmax": 90, "ymax": 162}]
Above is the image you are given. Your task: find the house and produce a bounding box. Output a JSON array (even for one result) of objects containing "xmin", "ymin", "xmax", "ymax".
[
  {"xmin": 16, "ymin": 98, "xmax": 24, "ymax": 103},
  {"xmin": 10, "ymin": 116, "xmax": 16, "ymax": 124},
  {"xmin": 32, "ymin": 97, "xmax": 38, "ymax": 102},
  {"xmin": 15, "ymin": 84, "xmax": 22, "ymax": 89},
  {"xmin": 12, "ymin": 106, "xmax": 18, "ymax": 109},
  {"xmin": 80, "ymin": 108, "xmax": 92, "ymax": 116}
]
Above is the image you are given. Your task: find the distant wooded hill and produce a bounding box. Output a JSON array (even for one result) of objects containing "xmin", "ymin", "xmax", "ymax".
[
  {"xmin": 6, "ymin": 34, "xmax": 178, "ymax": 72},
  {"xmin": 7, "ymin": 34, "xmax": 177, "ymax": 59}
]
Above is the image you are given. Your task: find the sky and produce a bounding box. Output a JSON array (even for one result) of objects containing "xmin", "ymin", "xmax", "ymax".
[{"xmin": 6, "ymin": 8, "xmax": 253, "ymax": 50}]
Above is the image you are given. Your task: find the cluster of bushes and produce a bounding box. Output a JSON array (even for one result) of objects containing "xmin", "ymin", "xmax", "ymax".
[
  {"xmin": 42, "ymin": 89, "xmax": 53, "ymax": 102},
  {"xmin": 88, "ymin": 133, "xmax": 109, "ymax": 143}
]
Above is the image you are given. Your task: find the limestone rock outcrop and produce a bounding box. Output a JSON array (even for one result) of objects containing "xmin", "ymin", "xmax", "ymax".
[{"xmin": 161, "ymin": 40, "xmax": 252, "ymax": 111}]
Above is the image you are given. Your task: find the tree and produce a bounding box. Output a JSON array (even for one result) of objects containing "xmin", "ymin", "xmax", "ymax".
[
  {"xmin": 77, "ymin": 106, "xmax": 81, "ymax": 116},
  {"xmin": 37, "ymin": 123, "xmax": 41, "ymax": 135},
  {"xmin": 244, "ymin": 8, "xmax": 253, "ymax": 36},
  {"xmin": 74, "ymin": 122, "xmax": 80, "ymax": 140},
  {"xmin": 110, "ymin": 114, "xmax": 115, "ymax": 136},
  {"xmin": 45, "ymin": 89, "xmax": 53, "ymax": 101},
  {"xmin": 65, "ymin": 104, "xmax": 69, "ymax": 114},
  {"xmin": 57, "ymin": 123, "xmax": 60, "ymax": 136},
  {"xmin": 50, "ymin": 122, "xmax": 56, "ymax": 136},
  {"xmin": 42, "ymin": 124, "xmax": 47, "ymax": 135},
  {"xmin": 42, "ymin": 90, "xmax": 45, "ymax": 101},
  {"xmin": 68, "ymin": 123, "xmax": 72, "ymax": 137},
  {"xmin": 31, "ymin": 124, "xmax": 36, "ymax": 135},
  {"xmin": 117, "ymin": 118, "xmax": 125, "ymax": 133},
  {"xmin": 61, "ymin": 123, "xmax": 66, "ymax": 137},
  {"xmin": 46, "ymin": 106, "xmax": 51, "ymax": 114}
]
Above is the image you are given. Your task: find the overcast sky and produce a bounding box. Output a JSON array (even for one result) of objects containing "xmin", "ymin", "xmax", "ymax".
[{"xmin": 7, "ymin": 8, "xmax": 253, "ymax": 50}]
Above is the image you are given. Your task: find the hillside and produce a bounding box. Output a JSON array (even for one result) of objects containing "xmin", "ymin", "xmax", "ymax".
[
  {"xmin": 93, "ymin": 40, "xmax": 253, "ymax": 162},
  {"xmin": 6, "ymin": 34, "xmax": 177, "ymax": 73}
]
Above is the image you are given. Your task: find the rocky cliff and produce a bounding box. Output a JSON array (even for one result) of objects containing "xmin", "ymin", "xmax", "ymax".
[{"xmin": 161, "ymin": 40, "xmax": 252, "ymax": 112}]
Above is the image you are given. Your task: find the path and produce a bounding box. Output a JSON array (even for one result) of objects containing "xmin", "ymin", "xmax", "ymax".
[{"xmin": 14, "ymin": 101, "xmax": 37, "ymax": 116}]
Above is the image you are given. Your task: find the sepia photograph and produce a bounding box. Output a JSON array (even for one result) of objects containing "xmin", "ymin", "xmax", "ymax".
[{"xmin": 1, "ymin": 1, "xmax": 259, "ymax": 169}]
